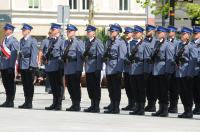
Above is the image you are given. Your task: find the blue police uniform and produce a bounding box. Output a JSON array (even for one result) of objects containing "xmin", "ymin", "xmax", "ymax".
[
  {"xmin": 128, "ymin": 25, "xmax": 146, "ymax": 115},
  {"xmin": 192, "ymin": 27, "xmax": 200, "ymax": 114},
  {"xmin": 43, "ymin": 23, "xmax": 65, "ymax": 111},
  {"xmin": 64, "ymin": 24, "xmax": 84, "ymax": 111},
  {"xmin": 18, "ymin": 24, "xmax": 38, "ymax": 109},
  {"xmin": 122, "ymin": 27, "xmax": 135, "ymax": 111},
  {"xmin": 151, "ymin": 26, "xmax": 171, "ymax": 117},
  {"xmin": 143, "ymin": 24, "xmax": 157, "ymax": 112},
  {"xmin": 83, "ymin": 25, "xmax": 104, "ymax": 113},
  {"xmin": 167, "ymin": 25, "xmax": 180, "ymax": 113},
  {"xmin": 0, "ymin": 23, "xmax": 19, "ymax": 107},
  {"xmin": 175, "ymin": 27, "xmax": 198, "ymax": 118},
  {"xmin": 104, "ymin": 23, "xmax": 127, "ymax": 114},
  {"xmin": 191, "ymin": 26, "xmax": 200, "ymax": 115}
]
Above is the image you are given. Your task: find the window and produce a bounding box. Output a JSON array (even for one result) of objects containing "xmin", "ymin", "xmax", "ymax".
[
  {"xmin": 69, "ymin": 0, "xmax": 78, "ymax": 10},
  {"xmin": 82, "ymin": 0, "xmax": 89, "ymax": 10},
  {"xmin": 119, "ymin": 0, "xmax": 128, "ymax": 11},
  {"xmin": 28, "ymin": 0, "xmax": 39, "ymax": 9}
]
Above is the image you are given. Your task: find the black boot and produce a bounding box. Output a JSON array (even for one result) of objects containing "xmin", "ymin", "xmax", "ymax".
[
  {"xmin": 23, "ymin": 97, "xmax": 33, "ymax": 109},
  {"xmin": 66, "ymin": 101, "xmax": 80, "ymax": 111},
  {"xmin": 122, "ymin": 100, "xmax": 135, "ymax": 111},
  {"xmin": 55, "ymin": 97, "xmax": 62, "ymax": 111},
  {"xmin": 159, "ymin": 104, "xmax": 168, "ymax": 117},
  {"xmin": 145, "ymin": 102, "xmax": 156, "ymax": 112},
  {"xmin": 45, "ymin": 98, "xmax": 57, "ymax": 110},
  {"xmin": 168, "ymin": 103, "xmax": 178, "ymax": 113},
  {"xmin": 0, "ymin": 96, "xmax": 14, "ymax": 108},
  {"xmin": 178, "ymin": 106, "xmax": 193, "ymax": 118},
  {"xmin": 129, "ymin": 103, "xmax": 139, "ymax": 115},
  {"xmin": 91, "ymin": 100, "xmax": 100, "ymax": 113},
  {"xmin": 136, "ymin": 103, "xmax": 145, "ymax": 115},
  {"xmin": 18, "ymin": 97, "xmax": 28, "ymax": 108},
  {"xmin": 193, "ymin": 104, "xmax": 200, "ymax": 115},
  {"xmin": 84, "ymin": 100, "xmax": 94, "ymax": 112},
  {"xmin": 103, "ymin": 102, "xmax": 113, "ymax": 110},
  {"xmin": 152, "ymin": 104, "xmax": 163, "ymax": 116},
  {"xmin": 104, "ymin": 101, "xmax": 114, "ymax": 114},
  {"xmin": 112, "ymin": 102, "xmax": 120, "ymax": 114}
]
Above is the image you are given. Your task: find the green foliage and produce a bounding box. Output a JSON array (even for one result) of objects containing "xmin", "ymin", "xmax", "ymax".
[
  {"xmin": 185, "ymin": 3, "xmax": 200, "ymax": 19},
  {"xmin": 96, "ymin": 28, "xmax": 109, "ymax": 44}
]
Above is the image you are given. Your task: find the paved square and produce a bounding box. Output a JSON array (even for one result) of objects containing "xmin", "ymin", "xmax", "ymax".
[{"xmin": 0, "ymin": 84, "xmax": 200, "ymax": 132}]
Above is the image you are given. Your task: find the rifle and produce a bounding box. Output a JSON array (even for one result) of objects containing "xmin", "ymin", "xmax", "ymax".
[
  {"xmin": 102, "ymin": 38, "xmax": 115, "ymax": 62},
  {"xmin": 43, "ymin": 37, "xmax": 58, "ymax": 64},
  {"xmin": 128, "ymin": 40, "xmax": 143, "ymax": 63},
  {"xmin": 61, "ymin": 39, "xmax": 73, "ymax": 62},
  {"xmin": 83, "ymin": 37, "xmax": 96, "ymax": 60},
  {"xmin": 175, "ymin": 41, "xmax": 189, "ymax": 67},
  {"xmin": 150, "ymin": 38, "xmax": 165, "ymax": 63}
]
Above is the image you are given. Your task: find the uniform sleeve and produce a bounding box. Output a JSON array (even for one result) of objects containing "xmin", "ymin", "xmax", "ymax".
[
  {"xmin": 165, "ymin": 43, "xmax": 175, "ymax": 73},
  {"xmin": 9, "ymin": 38, "xmax": 19, "ymax": 68},
  {"xmin": 30, "ymin": 38, "xmax": 38, "ymax": 68},
  {"xmin": 116, "ymin": 40, "xmax": 127, "ymax": 72},
  {"xmin": 187, "ymin": 44, "xmax": 198, "ymax": 77},
  {"xmin": 96, "ymin": 39, "xmax": 104, "ymax": 70},
  {"xmin": 76, "ymin": 40, "xmax": 85, "ymax": 72}
]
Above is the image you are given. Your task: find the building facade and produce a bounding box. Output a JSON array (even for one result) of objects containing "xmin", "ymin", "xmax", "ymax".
[{"xmin": 0, "ymin": 0, "xmax": 154, "ymax": 40}]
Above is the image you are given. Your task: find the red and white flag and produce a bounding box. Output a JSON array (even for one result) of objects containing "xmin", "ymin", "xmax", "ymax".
[{"xmin": 1, "ymin": 38, "xmax": 11, "ymax": 59}]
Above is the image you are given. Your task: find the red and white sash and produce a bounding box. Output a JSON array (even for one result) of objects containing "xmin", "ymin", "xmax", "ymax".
[{"xmin": 1, "ymin": 38, "xmax": 11, "ymax": 59}]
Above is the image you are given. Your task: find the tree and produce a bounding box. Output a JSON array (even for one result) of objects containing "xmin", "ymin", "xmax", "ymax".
[{"xmin": 88, "ymin": 0, "xmax": 94, "ymax": 25}]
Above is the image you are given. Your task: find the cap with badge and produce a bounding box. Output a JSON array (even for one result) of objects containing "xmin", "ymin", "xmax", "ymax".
[
  {"xmin": 193, "ymin": 26, "xmax": 200, "ymax": 34},
  {"xmin": 124, "ymin": 27, "xmax": 134, "ymax": 34},
  {"xmin": 50, "ymin": 23, "xmax": 61, "ymax": 30},
  {"xmin": 146, "ymin": 24, "xmax": 156, "ymax": 31},
  {"xmin": 167, "ymin": 25, "xmax": 177, "ymax": 32},
  {"xmin": 133, "ymin": 25, "xmax": 144, "ymax": 33},
  {"xmin": 85, "ymin": 25, "xmax": 96, "ymax": 32},
  {"xmin": 156, "ymin": 26, "xmax": 168, "ymax": 33},
  {"xmin": 181, "ymin": 27, "xmax": 193, "ymax": 34},
  {"xmin": 21, "ymin": 23, "xmax": 33, "ymax": 31},
  {"xmin": 3, "ymin": 23, "xmax": 15, "ymax": 31},
  {"xmin": 66, "ymin": 24, "xmax": 78, "ymax": 31},
  {"xmin": 108, "ymin": 23, "xmax": 122, "ymax": 33}
]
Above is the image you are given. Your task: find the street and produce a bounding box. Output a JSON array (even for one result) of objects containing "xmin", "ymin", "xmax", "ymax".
[{"xmin": 0, "ymin": 83, "xmax": 200, "ymax": 132}]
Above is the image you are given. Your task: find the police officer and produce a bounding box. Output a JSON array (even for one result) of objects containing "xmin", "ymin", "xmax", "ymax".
[
  {"xmin": 0, "ymin": 23, "xmax": 19, "ymax": 108},
  {"xmin": 122, "ymin": 27, "xmax": 136, "ymax": 111},
  {"xmin": 167, "ymin": 26, "xmax": 180, "ymax": 113},
  {"xmin": 63, "ymin": 24, "xmax": 84, "ymax": 111},
  {"xmin": 18, "ymin": 24, "xmax": 38, "ymax": 109},
  {"xmin": 83, "ymin": 25, "xmax": 104, "ymax": 113},
  {"xmin": 175, "ymin": 27, "xmax": 197, "ymax": 118},
  {"xmin": 127, "ymin": 25, "xmax": 146, "ymax": 115},
  {"xmin": 192, "ymin": 26, "xmax": 200, "ymax": 115},
  {"xmin": 43, "ymin": 23, "xmax": 65, "ymax": 111},
  {"xmin": 143, "ymin": 24, "xmax": 157, "ymax": 112},
  {"xmin": 103, "ymin": 23, "xmax": 127, "ymax": 114},
  {"xmin": 151, "ymin": 26, "xmax": 172, "ymax": 117}
]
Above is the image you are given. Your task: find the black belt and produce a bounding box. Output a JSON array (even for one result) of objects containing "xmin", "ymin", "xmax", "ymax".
[
  {"xmin": 87, "ymin": 56, "xmax": 97, "ymax": 60},
  {"xmin": 109, "ymin": 57, "xmax": 118, "ymax": 60},
  {"xmin": 49, "ymin": 56, "xmax": 59, "ymax": 60},
  {"xmin": 67, "ymin": 57, "xmax": 77, "ymax": 62},
  {"xmin": 21, "ymin": 54, "xmax": 31, "ymax": 58}
]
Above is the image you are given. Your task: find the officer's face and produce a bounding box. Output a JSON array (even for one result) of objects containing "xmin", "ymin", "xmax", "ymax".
[
  {"xmin": 181, "ymin": 33, "xmax": 190, "ymax": 41},
  {"xmin": 67, "ymin": 30, "xmax": 76, "ymax": 38},
  {"xmin": 157, "ymin": 32, "xmax": 166, "ymax": 39},
  {"xmin": 124, "ymin": 32, "xmax": 133, "ymax": 40},
  {"xmin": 193, "ymin": 33, "xmax": 200, "ymax": 39},
  {"xmin": 110, "ymin": 31, "xmax": 118, "ymax": 38},
  {"xmin": 51, "ymin": 29, "xmax": 60, "ymax": 37},
  {"xmin": 134, "ymin": 32, "xmax": 143, "ymax": 39},
  {"xmin": 22, "ymin": 29, "xmax": 31, "ymax": 37},
  {"xmin": 87, "ymin": 31, "xmax": 95, "ymax": 38},
  {"xmin": 168, "ymin": 32, "xmax": 176, "ymax": 38},
  {"xmin": 3, "ymin": 29, "xmax": 13, "ymax": 36},
  {"xmin": 146, "ymin": 30, "xmax": 154, "ymax": 37}
]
